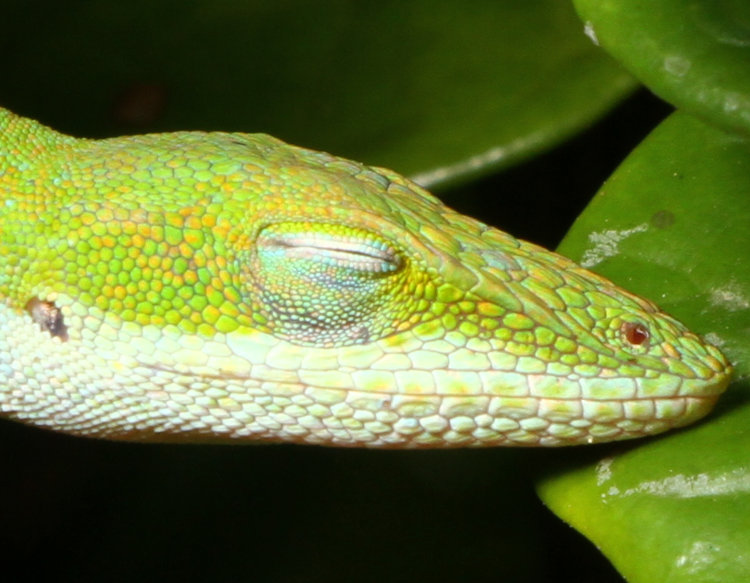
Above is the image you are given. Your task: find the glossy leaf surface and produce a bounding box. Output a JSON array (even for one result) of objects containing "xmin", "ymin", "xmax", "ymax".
[
  {"xmin": 539, "ymin": 111, "xmax": 750, "ymax": 583},
  {"xmin": 574, "ymin": 0, "xmax": 750, "ymax": 136}
]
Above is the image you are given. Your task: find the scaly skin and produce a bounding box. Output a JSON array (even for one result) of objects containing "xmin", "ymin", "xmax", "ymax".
[{"xmin": 0, "ymin": 108, "xmax": 731, "ymax": 447}]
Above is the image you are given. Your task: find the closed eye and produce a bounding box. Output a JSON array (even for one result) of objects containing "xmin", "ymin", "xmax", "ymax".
[
  {"xmin": 262, "ymin": 233, "xmax": 402, "ymax": 274},
  {"xmin": 248, "ymin": 222, "xmax": 410, "ymax": 345}
]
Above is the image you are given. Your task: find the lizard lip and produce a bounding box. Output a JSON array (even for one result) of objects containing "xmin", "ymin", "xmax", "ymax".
[{"xmin": 140, "ymin": 361, "xmax": 733, "ymax": 401}]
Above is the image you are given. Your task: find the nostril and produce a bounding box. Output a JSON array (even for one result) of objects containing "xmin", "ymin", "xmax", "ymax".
[{"xmin": 622, "ymin": 321, "xmax": 650, "ymax": 347}]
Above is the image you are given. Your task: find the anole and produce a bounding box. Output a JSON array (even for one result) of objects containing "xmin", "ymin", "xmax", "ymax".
[{"xmin": 0, "ymin": 108, "xmax": 731, "ymax": 447}]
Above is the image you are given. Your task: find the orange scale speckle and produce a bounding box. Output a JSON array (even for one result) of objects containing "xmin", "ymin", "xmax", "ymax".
[
  {"xmin": 184, "ymin": 216, "xmax": 203, "ymax": 229},
  {"xmin": 149, "ymin": 315, "xmax": 166, "ymax": 327},
  {"xmin": 203, "ymin": 305, "xmax": 221, "ymax": 324},
  {"xmin": 184, "ymin": 232, "xmax": 202, "ymax": 246},
  {"xmin": 100, "ymin": 235, "xmax": 117, "ymax": 248},
  {"xmin": 177, "ymin": 242, "xmax": 195, "ymax": 257},
  {"xmin": 165, "ymin": 157, "xmax": 186, "ymax": 168},
  {"xmin": 165, "ymin": 213, "xmax": 183, "ymax": 228},
  {"xmin": 220, "ymin": 302, "xmax": 240, "ymax": 317},
  {"xmin": 130, "ymin": 234, "xmax": 146, "ymax": 248}
]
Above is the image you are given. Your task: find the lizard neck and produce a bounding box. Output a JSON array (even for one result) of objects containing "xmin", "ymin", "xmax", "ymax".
[{"xmin": 0, "ymin": 108, "xmax": 78, "ymax": 172}]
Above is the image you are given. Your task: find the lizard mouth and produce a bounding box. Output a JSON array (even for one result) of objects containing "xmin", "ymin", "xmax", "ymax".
[{"xmin": 141, "ymin": 360, "xmax": 730, "ymax": 403}]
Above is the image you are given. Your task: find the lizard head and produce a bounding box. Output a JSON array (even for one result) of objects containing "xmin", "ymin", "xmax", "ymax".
[{"xmin": 0, "ymin": 114, "xmax": 732, "ymax": 446}]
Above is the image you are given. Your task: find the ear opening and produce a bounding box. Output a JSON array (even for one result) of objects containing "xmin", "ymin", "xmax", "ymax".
[{"xmin": 25, "ymin": 298, "xmax": 68, "ymax": 341}]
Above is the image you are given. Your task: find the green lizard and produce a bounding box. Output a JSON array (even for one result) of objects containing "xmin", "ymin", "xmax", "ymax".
[{"xmin": 0, "ymin": 107, "xmax": 731, "ymax": 447}]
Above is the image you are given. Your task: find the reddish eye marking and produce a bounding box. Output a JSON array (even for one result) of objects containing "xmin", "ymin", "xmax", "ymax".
[{"xmin": 622, "ymin": 321, "xmax": 650, "ymax": 346}]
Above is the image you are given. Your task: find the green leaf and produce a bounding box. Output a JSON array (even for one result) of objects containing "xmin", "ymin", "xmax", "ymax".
[
  {"xmin": 538, "ymin": 111, "xmax": 750, "ymax": 583},
  {"xmin": 574, "ymin": 0, "xmax": 750, "ymax": 136},
  {"xmin": 2, "ymin": 0, "xmax": 635, "ymax": 187}
]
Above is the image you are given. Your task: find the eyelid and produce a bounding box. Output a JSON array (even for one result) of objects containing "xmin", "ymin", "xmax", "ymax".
[{"xmin": 259, "ymin": 232, "xmax": 402, "ymax": 273}]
